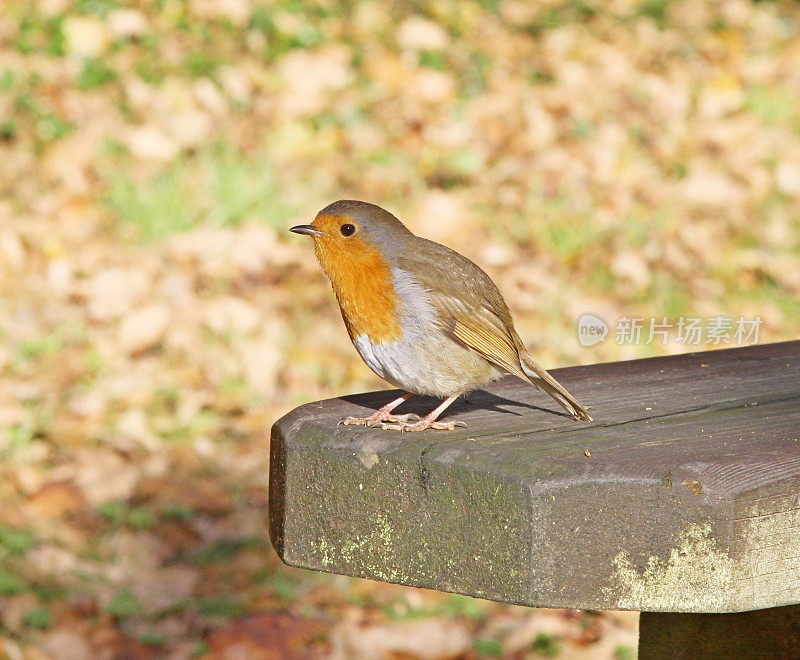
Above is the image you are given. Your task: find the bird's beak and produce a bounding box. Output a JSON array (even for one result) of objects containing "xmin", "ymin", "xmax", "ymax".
[{"xmin": 289, "ymin": 224, "xmax": 324, "ymax": 237}]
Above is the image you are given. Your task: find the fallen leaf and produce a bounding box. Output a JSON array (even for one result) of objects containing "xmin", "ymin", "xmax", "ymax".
[
  {"xmin": 208, "ymin": 612, "xmax": 330, "ymax": 659},
  {"xmin": 329, "ymin": 618, "xmax": 471, "ymax": 660},
  {"xmin": 26, "ymin": 482, "xmax": 86, "ymax": 519},
  {"xmin": 119, "ymin": 304, "xmax": 171, "ymax": 355}
]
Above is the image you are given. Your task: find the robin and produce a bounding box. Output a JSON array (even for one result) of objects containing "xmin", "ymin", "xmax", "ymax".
[{"xmin": 291, "ymin": 200, "xmax": 592, "ymax": 431}]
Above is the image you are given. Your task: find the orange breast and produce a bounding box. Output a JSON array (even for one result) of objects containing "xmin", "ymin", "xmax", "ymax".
[{"xmin": 314, "ymin": 234, "xmax": 402, "ymax": 344}]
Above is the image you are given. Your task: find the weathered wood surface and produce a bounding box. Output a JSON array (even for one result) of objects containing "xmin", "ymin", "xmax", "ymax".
[{"xmin": 269, "ymin": 341, "xmax": 800, "ymax": 612}]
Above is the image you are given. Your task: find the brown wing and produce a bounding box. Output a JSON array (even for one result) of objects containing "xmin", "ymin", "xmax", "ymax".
[
  {"xmin": 432, "ymin": 291, "xmax": 593, "ymax": 420},
  {"xmin": 395, "ymin": 239, "xmax": 593, "ymax": 421},
  {"xmin": 430, "ymin": 293, "xmax": 528, "ymax": 381},
  {"xmin": 394, "ymin": 239, "xmax": 530, "ymax": 377}
]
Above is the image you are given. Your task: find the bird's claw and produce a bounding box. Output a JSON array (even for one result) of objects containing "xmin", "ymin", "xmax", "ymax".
[
  {"xmin": 376, "ymin": 418, "xmax": 467, "ymax": 432},
  {"xmin": 340, "ymin": 412, "xmax": 421, "ymax": 427}
]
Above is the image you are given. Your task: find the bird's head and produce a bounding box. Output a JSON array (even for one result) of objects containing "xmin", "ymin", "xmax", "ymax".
[
  {"xmin": 290, "ymin": 201, "xmax": 413, "ymax": 342},
  {"xmin": 290, "ymin": 200, "xmax": 412, "ymax": 260},
  {"xmin": 290, "ymin": 200, "xmax": 414, "ymax": 283}
]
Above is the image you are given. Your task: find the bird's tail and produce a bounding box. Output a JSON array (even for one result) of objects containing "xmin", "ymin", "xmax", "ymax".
[{"xmin": 519, "ymin": 351, "xmax": 593, "ymax": 421}]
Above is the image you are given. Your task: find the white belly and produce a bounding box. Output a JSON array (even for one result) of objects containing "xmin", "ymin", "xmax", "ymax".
[{"xmin": 350, "ymin": 268, "xmax": 504, "ymax": 397}]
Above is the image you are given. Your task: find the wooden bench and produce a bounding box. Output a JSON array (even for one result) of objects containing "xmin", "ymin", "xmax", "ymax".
[{"xmin": 269, "ymin": 341, "xmax": 800, "ymax": 658}]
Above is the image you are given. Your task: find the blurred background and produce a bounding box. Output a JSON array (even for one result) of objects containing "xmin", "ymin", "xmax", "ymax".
[{"xmin": 1, "ymin": 0, "xmax": 799, "ymax": 657}]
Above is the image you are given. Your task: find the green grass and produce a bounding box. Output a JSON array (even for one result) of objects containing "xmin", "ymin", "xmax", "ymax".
[
  {"xmin": 0, "ymin": 571, "xmax": 27, "ymax": 595},
  {"xmin": 127, "ymin": 507, "xmax": 156, "ymax": 529},
  {"xmin": 531, "ymin": 633, "xmax": 561, "ymax": 658},
  {"xmin": 190, "ymin": 538, "xmax": 262, "ymax": 565},
  {"xmin": 0, "ymin": 527, "xmax": 35, "ymax": 555},
  {"xmin": 158, "ymin": 409, "xmax": 221, "ymax": 443},
  {"xmin": 5, "ymin": 423, "xmax": 35, "ymax": 456},
  {"xmin": 103, "ymin": 144, "xmax": 295, "ymax": 240},
  {"xmin": 473, "ymin": 637, "xmax": 504, "ymax": 657},
  {"xmin": 16, "ymin": 334, "xmax": 63, "ymax": 360},
  {"xmin": 98, "ymin": 501, "xmax": 128, "ymax": 524},
  {"xmin": 106, "ymin": 589, "xmax": 144, "ymax": 618},
  {"xmin": 78, "ymin": 58, "xmax": 117, "ymax": 89},
  {"xmin": 0, "ymin": 120, "xmax": 17, "ymax": 140},
  {"xmin": 636, "ymin": 0, "xmax": 674, "ymax": 28},
  {"xmin": 105, "ymin": 161, "xmax": 201, "ymax": 238},
  {"xmin": 257, "ymin": 17, "xmax": 324, "ymax": 61},
  {"xmin": 23, "ymin": 607, "xmax": 53, "ymax": 629},
  {"xmin": 36, "ymin": 112, "xmax": 73, "ymax": 141},
  {"xmin": 382, "ymin": 592, "xmax": 490, "ymax": 622},
  {"xmin": 419, "ymin": 50, "xmax": 447, "ymax": 70},
  {"xmin": 439, "ymin": 593, "xmax": 488, "ymax": 620},
  {"xmin": 615, "ymin": 645, "xmax": 637, "ymax": 660},
  {"xmin": 746, "ymin": 84, "xmax": 798, "ymax": 127},
  {"xmin": 184, "ymin": 52, "xmax": 222, "ymax": 79},
  {"xmin": 139, "ymin": 631, "xmax": 167, "ymax": 646},
  {"xmin": 259, "ymin": 573, "xmax": 297, "ymax": 601},
  {"xmin": 571, "ymin": 118, "xmax": 595, "ymax": 139},
  {"xmin": 6, "ymin": 76, "xmax": 72, "ymax": 146},
  {"xmin": 32, "ymin": 583, "xmax": 65, "ymax": 602},
  {"xmin": 98, "ymin": 502, "xmax": 157, "ymax": 529},
  {"xmin": 195, "ymin": 594, "xmax": 245, "ymax": 618},
  {"xmin": 0, "ymin": 69, "xmax": 14, "ymax": 89},
  {"xmin": 163, "ymin": 503, "xmax": 195, "ymax": 521},
  {"xmin": 76, "ymin": 0, "xmax": 119, "ymax": 18},
  {"xmin": 532, "ymin": 632, "xmax": 561, "ymax": 657},
  {"xmin": 84, "ymin": 349, "xmax": 104, "ymax": 376},
  {"xmin": 14, "ymin": 15, "xmax": 65, "ymax": 56},
  {"xmin": 135, "ymin": 58, "xmax": 168, "ymax": 84},
  {"xmin": 530, "ymin": 208, "xmax": 605, "ymax": 259}
]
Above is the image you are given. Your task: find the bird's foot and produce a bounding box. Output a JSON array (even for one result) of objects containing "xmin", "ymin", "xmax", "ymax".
[
  {"xmin": 377, "ymin": 418, "xmax": 467, "ymax": 432},
  {"xmin": 340, "ymin": 411, "xmax": 421, "ymax": 427}
]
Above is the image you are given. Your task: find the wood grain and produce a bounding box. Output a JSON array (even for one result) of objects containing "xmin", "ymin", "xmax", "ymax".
[{"xmin": 269, "ymin": 341, "xmax": 800, "ymax": 612}]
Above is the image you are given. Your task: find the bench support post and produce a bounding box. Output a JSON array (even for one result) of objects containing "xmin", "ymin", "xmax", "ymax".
[{"xmin": 639, "ymin": 605, "xmax": 800, "ymax": 659}]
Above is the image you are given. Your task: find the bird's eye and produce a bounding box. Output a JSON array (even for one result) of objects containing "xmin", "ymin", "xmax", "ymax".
[{"xmin": 340, "ymin": 223, "xmax": 356, "ymax": 237}]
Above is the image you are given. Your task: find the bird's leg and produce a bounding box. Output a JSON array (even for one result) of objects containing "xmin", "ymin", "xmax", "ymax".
[
  {"xmin": 378, "ymin": 393, "xmax": 465, "ymax": 431},
  {"xmin": 340, "ymin": 392, "xmax": 420, "ymax": 427}
]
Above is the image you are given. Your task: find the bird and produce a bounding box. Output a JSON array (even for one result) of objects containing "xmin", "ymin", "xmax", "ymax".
[{"xmin": 290, "ymin": 200, "xmax": 592, "ymax": 431}]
